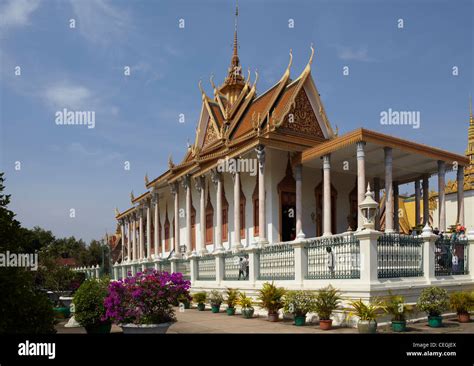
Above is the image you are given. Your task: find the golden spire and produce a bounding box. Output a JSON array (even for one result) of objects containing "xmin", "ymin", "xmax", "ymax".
[
  {"xmin": 223, "ymin": 3, "xmax": 244, "ymax": 90},
  {"xmin": 470, "ymin": 94, "xmax": 473, "ymax": 126}
]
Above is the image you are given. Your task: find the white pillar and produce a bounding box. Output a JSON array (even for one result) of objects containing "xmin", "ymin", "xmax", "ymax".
[
  {"xmin": 422, "ymin": 174, "xmax": 430, "ymax": 226},
  {"xmin": 323, "ymin": 154, "xmax": 332, "ymax": 236},
  {"xmin": 126, "ymin": 218, "xmax": 131, "ymax": 262},
  {"xmin": 457, "ymin": 166, "xmax": 465, "ymax": 226},
  {"xmin": 132, "ymin": 215, "xmax": 137, "ymax": 261},
  {"xmin": 183, "ymin": 176, "xmax": 192, "ymax": 255},
  {"xmin": 153, "ymin": 192, "xmax": 159, "ymax": 257},
  {"xmin": 438, "ymin": 160, "xmax": 446, "ymax": 232},
  {"xmin": 356, "ymin": 141, "xmax": 366, "ymax": 231},
  {"xmin": 295, "ymin": 164, "xmax": 305, "ymax": 239},
  {"xmin": 233, "ymin": 167, "xmax": 243, "ymax": 250},
  {"xmin": 256, "ymin": 145, "xmax": 267, "ymax": 244},
  {"xmin": 393, "ymin": 182, "xmax": 399, "ymax": 233},
  {"xmin": 196, "ymin": 177, "xmax": 207, "ymax": 255},
  {"xmin": 384, "ymin": 147, "xmax": 394, "ymax": 233},
  {"xmin": 422, "ymin": 223, "xmax": 436, "ymax": 283},
  {"xmin": 139, "ymin": 208, "xmax": 144, "ymax": 259},
  {"xmin": 355, "ymin": 230, "xmax": 381, "ymax": 285},
  {"xmin": 171, "ymin": 182, "xmax": 180, "ymax": 257},
  {"xmin": 146, "ymin": 201, "xmax": 151, "ymax": 259},
  {"xmin": 120, "ymin": 219, "xmax": 125, "ymax": 262},
  {"xmin": 211, "ymin": 170, "xmax": 224, "ymax": 252},
  {"xmin": 373, "ymin": 178, "xmax": 381, "ymax": 231},
  {"xmin": 415, "ymin": 179, "xmax": 421, "ymax": 227}
]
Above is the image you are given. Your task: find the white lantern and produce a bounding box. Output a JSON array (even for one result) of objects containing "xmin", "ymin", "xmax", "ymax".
[{"xmin": 359, "ymin": 183, "xmax": 378, "ymax": 230}]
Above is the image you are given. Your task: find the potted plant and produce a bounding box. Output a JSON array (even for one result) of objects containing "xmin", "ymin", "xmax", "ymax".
[
  {"xmin": 349, "ymin": 299, "xmax": 385, "ymax": 333},
  {"xmin": 257, "ymin": 282, "xmax": 286, "ymax": 322},
  {"xmin": 209, "ymin": 290, "xmax": 224, "ymax": 313},
  {"xmin": 283, "ymin": 290, "xmax": 317, "ymax": 326},
  {"xmin": 417, "ymin": 286, "xmax": 449, "ymax": 328},
  {"xmin": 193, "ymin": 292, "xmax": 207, "ymax": 311},
  {"xmin": 383, "ymin": 291, "xmax": 413, "ymax": 332},
  {"xmin": 104, "ymin": 269, "xmax": 190, "ymax": 334},
  {"xmin": 73, "ymin": 278, "xmax": 111, "ymax": 334},
  {"xmin": 225, "ymin": 288, "xmax": 238, "ymax": 316},
  {"xmin": 449, "ymin": 291, "xmax": 473, "ymax": 323},
  {"xmin": 177, "ymin": 293, "xmax": 192, "ymax": 309},
  {"xmin": 237, "ymin": 292, "xmax": 254, "ymax": 319},
  {"xmin": 313, "ymin": 286, "xmax": 341, "ymax": 330}
]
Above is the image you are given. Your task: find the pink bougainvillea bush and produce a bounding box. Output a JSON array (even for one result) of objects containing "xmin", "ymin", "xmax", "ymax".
[{"xmin": 103, "ymin": 270, "xmax": 190, "ymax": 325}]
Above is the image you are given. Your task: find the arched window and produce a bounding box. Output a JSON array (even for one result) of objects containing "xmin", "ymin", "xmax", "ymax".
[
  {"xmin": 240, "ymin": 181, "xmax": 246, "ymax": 239},
  {"xmin": 253, "ymin": 175, "xmax": 259, "ymax": 236},
  {"xmin": 222, "ymin": 184, "xmax": 229, "ymax": 242},
  {"xmin": 205, "ymin": 190, "xmax": 214, "ymax": 245}
]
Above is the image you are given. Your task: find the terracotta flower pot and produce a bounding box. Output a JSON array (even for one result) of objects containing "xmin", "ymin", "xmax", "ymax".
[
  {"xmin": 458, "ymin": 312, "xmax": 470, "ymax": 323},
  {"xmin": 319, "ymin": 319, "xmax": 332, "ymax": 330},
  {"xmin": 268, "ymin": 312, "xmax": 279, "ymax": 322}
]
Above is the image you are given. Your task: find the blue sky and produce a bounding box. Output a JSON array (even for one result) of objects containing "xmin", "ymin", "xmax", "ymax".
[{"xmin": 1, "ymin": 0, "xmax": 472, "ymax": 243}]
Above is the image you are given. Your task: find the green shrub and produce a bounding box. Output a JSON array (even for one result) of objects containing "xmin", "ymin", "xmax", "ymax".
[
  {"xmin": 237, "ymin": 292, "xmax": 253, "ymax": 309},
  {"xmin": 257, "ymin": 282, "xmax": 286, "ymax": 314},
  {"xmin": 313, "ymin": 286, "xmax": 341, "ymax": 320},
  {"xmin": 208, "ymin": 290, "xmax": 224, "ymax": 307},
  {"xmin": 283, "ymin": 290, "xmax": 317, "ymax": 317},
  {"xmin": 349, "ymin": 299, "xmax": 385, "ymax": 321},
  {"xmin": 73, "ymin": 278, "xmax": 110, "ymax": 328},
  {"xmin": 225, "ymin": 288, "xmax": 239, "ymax": 308},
  {"xmin": 193, "ymin": 292, "xmax": 207, "ymax": 304},
  {"xmin": 417, "ymin": 286, "xmax": 449, "ymax": 317},
  {"xmin": 449, "ymin": 291, "xmax": 474, "ymax": 315},
  {"xmin": 383, "ymin": 291, "xmax": 414, "ymax": 321}
]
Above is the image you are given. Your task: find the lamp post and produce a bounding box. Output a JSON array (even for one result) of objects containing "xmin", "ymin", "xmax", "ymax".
[{"xmin": 359, "ymin": 183, "xmax": 378, "ymax": 231}]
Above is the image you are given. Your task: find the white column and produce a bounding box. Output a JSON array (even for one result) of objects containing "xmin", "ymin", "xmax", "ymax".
[
  {"xmin": 295, "ymin": 164, "xmax": 305, "ymax": 239},
  {"xmin": 393, "ymin": 182, "xmax": 399, "ymax": 233},
  {"xmin": 183, "ymin": 176, "xmax": 192, "ymax": 255},
  {"xmin": 415, "ymin": 179, "xmax": 421, "ymax": 227},
  {"xmin": 139, "ymin": 208, "xmax": 144, "ymax": 259},
  {"xmin": 422, "ymin": 174, "xmax": 430, "ymax": 226},
  {"xmin": 126, "ymin": 218, "xmax": 131, "ymax": 262},
  {"xmin": 256, "ymin": 145, "xmax": 267, "ymax": 244},
  {"xmin": 132, "ymin": 215, "xmax": 137, "ymax": 261},
  {"xmin": 422, "ymin": 223, "xmax": 436, "ymax": 283},
  {"xmin": 438, "ymin": 161, "xmax": 446, "ymax": 232},
  {"xmin": 196, "ymin": 176, "xmax": 207, "ymax": 255},
  {"xmin": 457, "ymin": 166, "xmax": 465, "ymax": 226},
  {"xmin": 384, "ymin": 147, "xmax": 394, "ymax": 233},
  {"xmin": 233, "ymin": 166, "xmax": 243, "ymax": 250},
  {"xmin": 171, "ymin": 182, "xmax": 180, "ymax": 256},
  {"xmin": 146, "ymin": 201, "xmax": 151, "ymax": 259},
  {"xmin": 211, "ymin": 170, "xmax": 224, "ymax": 252},
  {"xmin": 356, "ymin": 141, "xmax": 366, "ymax": 231},
  {"xmin": 120, "ymin": 219, "xmax": 125, "ymax": 262},
  {"xmin": 153, "ymin": 192, "xmax": 159, "ymax": 257},
  {"xmin": 323, "ymin": 154, "xmax": 332, "ymax": 236},
  {"xmin": 373, "ymin": 178, "xmax": 381, "ymax": 231}
]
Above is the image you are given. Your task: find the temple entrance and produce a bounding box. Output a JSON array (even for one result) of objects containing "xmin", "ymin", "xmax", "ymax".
[
  {"xmin": 315, "ymin": 182, "xmax": 338, "ymax": 236},
  {"xmin": 278, "ymin": 156, "xmax": 296, "ymax": 241}
]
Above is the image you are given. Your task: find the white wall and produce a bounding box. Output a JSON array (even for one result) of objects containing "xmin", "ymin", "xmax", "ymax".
[{"xmin": 432, "ymin": 190, "xmax": 474, "ymax": 231}]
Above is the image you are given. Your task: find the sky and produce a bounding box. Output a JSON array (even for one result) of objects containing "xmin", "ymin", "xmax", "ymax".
[{"xmin": 0, "ymin": 0, "xmax": 472, "ymax": 243}]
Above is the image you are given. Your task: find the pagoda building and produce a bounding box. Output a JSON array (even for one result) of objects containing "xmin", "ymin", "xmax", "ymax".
[{"xmin": 113, "ymin": 8, "xmax": 469, "ymax": 265}]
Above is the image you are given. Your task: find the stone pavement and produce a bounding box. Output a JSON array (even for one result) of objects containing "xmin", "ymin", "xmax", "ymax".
[{"xmin": 55, "ymin": 308, "xmax": 474, "ymax": 334}]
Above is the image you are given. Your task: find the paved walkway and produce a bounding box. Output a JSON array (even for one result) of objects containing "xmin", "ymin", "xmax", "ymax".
[{"xmin": 56, "ymin": 308, "xmax": 474, "ymax": 334}]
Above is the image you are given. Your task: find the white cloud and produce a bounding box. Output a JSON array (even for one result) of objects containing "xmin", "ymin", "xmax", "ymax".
[
  {"xmin": 68, "ymin": 142, "xmax": 122, "ymax": 166},
  {"xmin": 69, "ymin": 0, "xmax": 131, "ymax": 44},
  {"xmin": 44, "ymin": 83, "xmax": 93, "ymax": 110},
  {"xmin": 337, "ymin": 45, "xmax": 375, "ymax": 62},
  {"xmin": 0, "ymin": 0, "xmax": 40, "ymax": 29}
]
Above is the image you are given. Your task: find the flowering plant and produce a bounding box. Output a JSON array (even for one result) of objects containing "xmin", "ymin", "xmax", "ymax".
[{"xmin": 103, "ymin": 270, "xmax": 190, "ymax": 325}]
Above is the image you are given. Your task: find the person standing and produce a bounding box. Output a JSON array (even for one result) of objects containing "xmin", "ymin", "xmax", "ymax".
[
  {"xmin": 326, "ymin": 246, "xmax": 335, "ymax": 279},
  {"xmin": 238, "ymin": 257, "xmax": 245, "ymax": 280}
]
